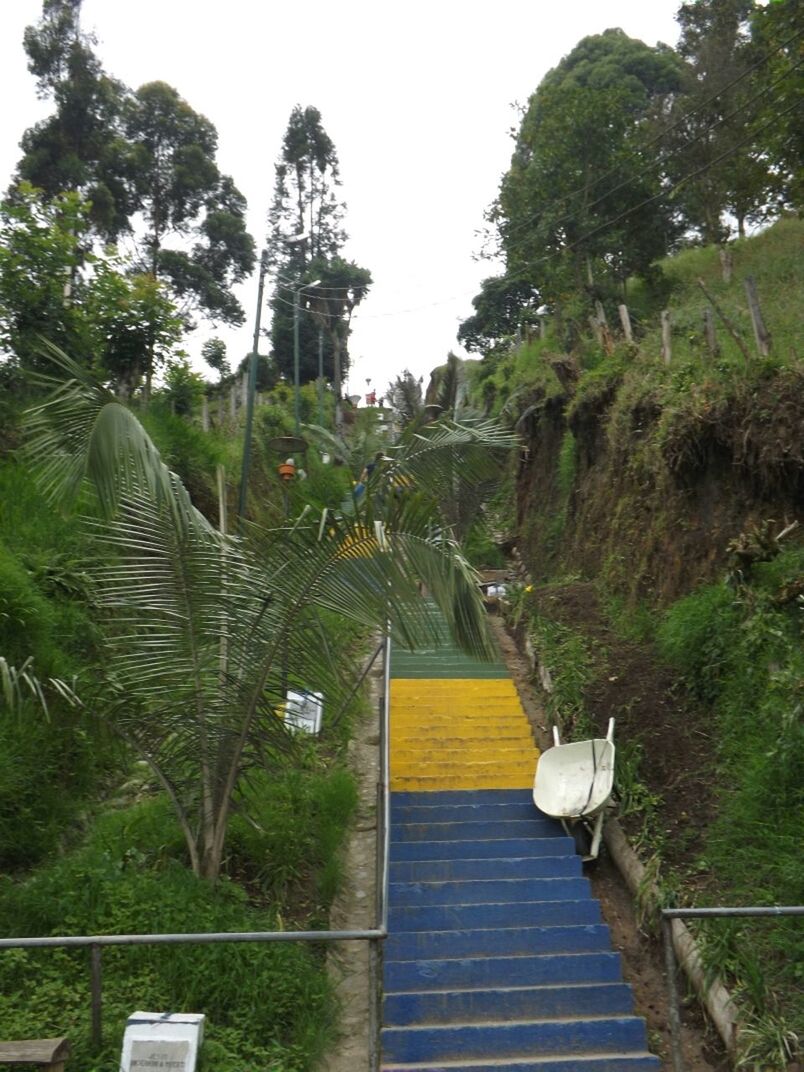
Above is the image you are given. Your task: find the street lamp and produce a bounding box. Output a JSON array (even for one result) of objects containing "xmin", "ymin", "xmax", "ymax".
[{"xmin": 293, "ymin": 279, "xmax": 321, "ymax": 436}]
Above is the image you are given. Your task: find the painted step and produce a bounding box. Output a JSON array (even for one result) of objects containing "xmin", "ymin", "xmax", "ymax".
[
  {"xmin": 393, "ymin": 836, "xmax": 567, "ymax": 861},
  {"xmin": 382, "ymin": 1016, "xmax": 649, "ymax": 1063},
  {"xmin": 382, "ymin": 1055, "xmax": 660, "ymax": 1071},
  {"xmin": 392, "ymin": 738, "xmax": 534, "ymax": 754},
  {"xmin": 391, "ymin": 820, "xmax": 556, "ymax": 842},
  {"xmin": 388, "ymin": 877, "xmax": 590, "ymax": 907},
  {"xmin": 392, "ymin": 765, "xmax": 537, "ymax": 782},
  {"xmin": 383, "ymin": 981, "xmax": 633, "ymax": 1025},
  {"xmin": 384, "ymin": 951, "xmax": 623, "ymax": 992},
  {"xmin": 393, "ymin": 753, "xmax": 536, "ymax": 771},
  {"xmin": 391, "ymin": 774, "xmax": 535, "ymax": 791},
  {"xmin": 392, "ymin": 711, "xmax": 529, "ymax": 720},
  {"xmin": 391, "ymin": 802, "xmax": 550, "ymax": 823},
  {"xmin": 391, "ymin": 789, "xmax": 537, "ymax": 806},
  {"xmin": 385, "ymin": 923, "xmax": 611, "ymax": 960},
  {"xmin": 388, "ymin": 899, "xmax": 601, "ymax": 932},
  {"xmin": 389, "ymin": 853, "xmax": 580, "ymax": 882}
]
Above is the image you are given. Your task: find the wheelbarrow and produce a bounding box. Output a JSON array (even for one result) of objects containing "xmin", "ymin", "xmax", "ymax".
[{"xmin": 533, "ymin": 718, "xmax": 615, "ymax": 861}]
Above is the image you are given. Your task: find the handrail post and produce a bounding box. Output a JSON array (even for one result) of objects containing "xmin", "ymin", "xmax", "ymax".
[
  {"xmin": 661, "ymin": 915, "xmax": 685, "ymax": 1072},
  {"xmin": 368, "ymin": 937, "xmax": 380, "ymax": 1072},
  {"xmin": 90, "ymin": 943, "xmax": 103, "ymax": 1049}
]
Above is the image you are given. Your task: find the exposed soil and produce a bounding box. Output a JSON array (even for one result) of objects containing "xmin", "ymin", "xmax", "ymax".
[{"xmin": 528, "ymin": 580, "xmax": 719, "ymax": 873}]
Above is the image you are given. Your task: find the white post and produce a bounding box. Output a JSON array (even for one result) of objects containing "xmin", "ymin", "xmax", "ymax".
[{"xmin": 661, "ymin": 310, "xmax": 672, "ymax": 365}]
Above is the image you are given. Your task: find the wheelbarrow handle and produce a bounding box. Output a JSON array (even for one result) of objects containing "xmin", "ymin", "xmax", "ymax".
[{"xmin": 606, "ymin": 717, "xmax": 615, "ymax": 744}]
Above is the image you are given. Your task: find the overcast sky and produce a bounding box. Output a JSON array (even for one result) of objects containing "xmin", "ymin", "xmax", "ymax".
[{"xmin": 1, "ymin": 1, "xmax": 682, "ymax": 397}]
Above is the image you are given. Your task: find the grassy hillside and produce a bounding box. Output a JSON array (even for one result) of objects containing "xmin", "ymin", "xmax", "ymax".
[{"xmin": 474, "ymin": 218, "xmax": 804, "ymax": 1068}]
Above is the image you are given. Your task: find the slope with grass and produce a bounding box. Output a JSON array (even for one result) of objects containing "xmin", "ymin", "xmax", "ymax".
[{"xmin": 470, "ymin": 218, "xmax": 803, "ymax": 1069}]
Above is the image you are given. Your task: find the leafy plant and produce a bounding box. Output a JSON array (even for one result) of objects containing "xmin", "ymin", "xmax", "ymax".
[{"xmin": 24, "ymin": 347, "xmax": 512, "ymax": 881}]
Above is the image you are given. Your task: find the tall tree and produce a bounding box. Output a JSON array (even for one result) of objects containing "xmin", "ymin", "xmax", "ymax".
[
  {"xmin": 746, "ymin": 0, "xmax": 802, "ymax": 215},
  {"xmin": 458, "ymin": 275, "xmax": 539, "ymax": 356},
  {"xmin": 492, "ymin": 30, "xmax": 682, "ymax": 328},
  {"xmin": 266, "ymin": 105, "xmax": 346, "ymax": 268},
  {"xmin": 16, "ymin": 0, "xmax": 132, "ymax": 240},
  {"xmin": 126, "ymin": 82, "xmax": 256, "ymax": 328},
  {"xmin": 659, "ymin": 0, "xmax": 767, "ymax": 241},
  {"xmin": 266, "ymin": 106, "xmax": 369, "ymax": 398}
]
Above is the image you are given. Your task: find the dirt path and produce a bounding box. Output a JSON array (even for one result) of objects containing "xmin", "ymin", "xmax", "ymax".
[{"xmin": 320, "ymin": 666, "xmax": 382, "ymax": 1072}]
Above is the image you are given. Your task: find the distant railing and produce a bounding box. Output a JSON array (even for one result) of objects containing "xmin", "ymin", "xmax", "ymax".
[
  {"xmin": 661, "ymin": 904, "xmax": 804, "ymax": 1072},
  {"xmin": 0, "ymin": 636, "xmax": 392, "ymax": 1072}
]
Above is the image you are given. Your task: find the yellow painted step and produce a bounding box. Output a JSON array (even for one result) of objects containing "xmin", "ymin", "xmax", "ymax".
[
  {"xmin": 390, "ymin": 728, "xmax": 536, "ymax": 746},
  {"xmin": 391, "ymin": 772, "xmax": 535, "ymax": 791},
  {"xmin": 391, "ymin": 682, "xmax": 520, "ymax": 698}
]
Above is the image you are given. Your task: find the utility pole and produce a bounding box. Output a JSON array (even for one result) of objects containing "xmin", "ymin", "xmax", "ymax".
[
  {"xmin": 236, "ymin": 250, "xmax": 268, "ymax": 526},
  {"xmin": 318, "ymin": 328, "xmax": 324, "ymax": 426}
]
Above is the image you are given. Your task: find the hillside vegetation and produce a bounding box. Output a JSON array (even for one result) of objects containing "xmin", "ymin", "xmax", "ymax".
[{"xmin": 464, "ymin": 217, "xmax": 803, "ymax": 1068}]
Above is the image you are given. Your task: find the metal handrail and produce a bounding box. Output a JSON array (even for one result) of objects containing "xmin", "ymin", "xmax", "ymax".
[
  {"xmin": 661, "ymin": 904, "xmax": 804, "ymax": 1072},
  {"xmin": 0, "ymin": 634, "xmax": 392, "ymax": 1070}
]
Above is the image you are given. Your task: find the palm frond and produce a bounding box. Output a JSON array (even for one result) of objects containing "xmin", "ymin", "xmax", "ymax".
[{"xmin": 24, "ymin": 343, "xmax": 212, "ymax": 538}]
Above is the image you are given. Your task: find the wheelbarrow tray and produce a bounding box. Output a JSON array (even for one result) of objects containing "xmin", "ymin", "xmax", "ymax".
[{"xmin": 533, "ymin": 736, "xmax": 615, "ymax": 819}]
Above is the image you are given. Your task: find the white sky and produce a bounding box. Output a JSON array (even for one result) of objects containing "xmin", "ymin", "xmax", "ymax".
[{"xmin": 1, "ymin": 0, "xmax": 681, "ymax": 396}]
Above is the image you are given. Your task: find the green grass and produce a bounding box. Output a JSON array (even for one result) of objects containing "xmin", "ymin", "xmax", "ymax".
[
  {"xmin": 657, "ymin": 547, "xmax": 804, "ymax": 1063},
  {"xmin": 526, "ymin": 609, "xmax": 596, "ymax": 739},
  {"xmin": 0, "ymin": 755, "xmax": 358, "ymax": 1071}
]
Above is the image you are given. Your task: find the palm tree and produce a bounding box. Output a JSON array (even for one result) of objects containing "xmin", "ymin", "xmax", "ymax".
[{"xmin": 25, "ymin": 348, "xmax": 517, "ymax": 881}]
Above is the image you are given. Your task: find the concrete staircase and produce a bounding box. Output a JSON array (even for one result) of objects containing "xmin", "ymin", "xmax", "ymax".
[{"xmin": 382, "ymin": 626, "xmax": 659, "ymax": 1070}]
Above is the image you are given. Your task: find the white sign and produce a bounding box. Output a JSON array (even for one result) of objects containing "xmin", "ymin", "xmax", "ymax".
[
  {"xmin": 130, "ymin": 1041, "xmax": 189, "ymax": 1070},
  {"xmin": 284, "ymin": 689, "xmax": 323, "ymax": 735},
  {"xmin": 120, "ymin": 1012, "xmax": 204, "ymax": 1072}
]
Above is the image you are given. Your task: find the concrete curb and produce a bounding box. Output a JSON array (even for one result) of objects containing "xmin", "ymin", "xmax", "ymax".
[{"xmin": 603, "ymin": 820, "xmax": 739, "ymax": 1058}]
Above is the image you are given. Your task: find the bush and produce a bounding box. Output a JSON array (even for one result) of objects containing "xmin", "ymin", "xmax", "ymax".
[{"xmin": 0, "ymin": 776, "xmax": 355, "ymax": 1071}]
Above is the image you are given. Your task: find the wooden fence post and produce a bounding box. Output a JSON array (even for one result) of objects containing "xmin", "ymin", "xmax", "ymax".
[
  {"xmin": 201, "ymin": 396, "xmax": 210, "ymax": 432},
  {"xmin": 697, "ymin": 278, "xmax": 751, "ymax": 363},
  {"xmin": 618, "ymin": 304, "xmax": 633, "ymax": 343},
  {"xmin": 229, "ymin": 385, "xmax": 237, "ymax": 419},
  {"xmin": 703, "ymin": 307, "xmax": 720, "ymax": 357},
  {"xmin": 744, "ymin": 275, "xmax": 772, "ymax": 357},
  {"xmin": 594, "ymin": 300, "xmax": 608, "ymax": 327},
  {"xmin": 661, "ymin": 310, "xmax": 672, "ymax": 364},
  {"xmin": 719, "ymin": 247, "xmax": 733, "ymax": 283},
  {"xmin": 589, "ymin": 315, "xmax": 603, "ymax": 346}
]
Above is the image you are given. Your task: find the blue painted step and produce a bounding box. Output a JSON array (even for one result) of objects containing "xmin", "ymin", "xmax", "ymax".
[
  {"xmin": 383, "ymin": 982, "xmax": 635, "ymax": 1025},
  {"xmin": 389, "ymin": 876, "xmax": 590, "ymax": 907},
  {"xmin": 389, "ymin": 853, "xmax": 580, "ymax": 881},
  {"xmin": 389, "ymin": 898, "xmax": 602, "ymax": 931},
  {"xmin": 392, "ymin": 819, "xmax": 559, "ymax": 841},
  {"xmin": 384, "ymin": 951, "xmax": 624, "ymax": 991},
  {"xmin": 381, "ymin": 1017, "xmax": 650, "ymax": 1063},
  {"xmin": 392, "ymin": 801, "xmax": 550, "ymax": 823},
  {"xmin": 393, "ymin": 836, "xmax": 566, "ymax": 860},
  {"xmin": 385, "ymin": 924, "xmax": 611, "ymax": 960},
  {"xmin": 383, "ymin": 1057, "xmax": 660, "ymax": 1071},
  {"xmin": 391, "ymin": 788, "xmax": 538, "ymax": 806}
]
